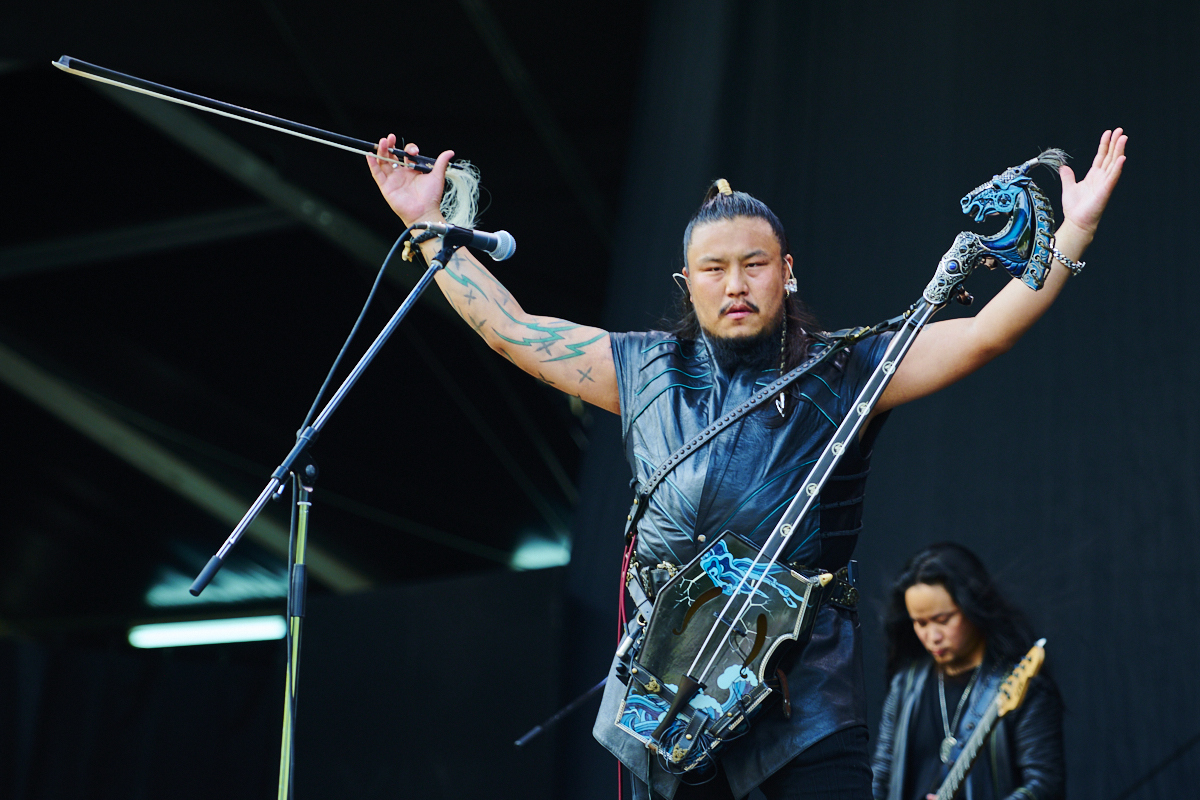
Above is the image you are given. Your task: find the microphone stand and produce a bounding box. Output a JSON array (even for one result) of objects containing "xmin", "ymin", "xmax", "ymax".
[{"xmin": 189, "ymin": 239, "xmax": 462, "ymax": 800}]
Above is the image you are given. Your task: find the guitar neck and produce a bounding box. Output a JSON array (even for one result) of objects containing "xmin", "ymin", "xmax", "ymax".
[
  {"xmin": 935, "ymin": 640, "xmax": 1047, "ymax": 800},
  {"xmin": 934, "ymin": 701, "xmax": 1000, "ymax": 800}
]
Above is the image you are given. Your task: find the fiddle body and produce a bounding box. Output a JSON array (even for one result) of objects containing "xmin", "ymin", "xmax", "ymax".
[{"xmin": 616, "ymin": 531, "xmax": 830, "ymax": 776}]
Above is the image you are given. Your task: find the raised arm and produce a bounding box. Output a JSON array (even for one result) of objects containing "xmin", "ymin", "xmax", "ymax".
[
  {"xmin": 875, "ymin": 128, "xmax": 1128, "ymax": 413},
  {"xmin": 367, "ymin": 135, "xmax": 619, "ymax": 414}
]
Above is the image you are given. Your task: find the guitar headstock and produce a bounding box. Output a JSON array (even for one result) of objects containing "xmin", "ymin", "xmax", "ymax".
[{"xmin": 997, "ymin": 638, "xmax": 1046, "ymax": 717}]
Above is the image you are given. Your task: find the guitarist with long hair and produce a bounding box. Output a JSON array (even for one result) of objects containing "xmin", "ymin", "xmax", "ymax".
[{"xmin": 872, "ymin": 543, "xmax": 1064, "ymax": 800}]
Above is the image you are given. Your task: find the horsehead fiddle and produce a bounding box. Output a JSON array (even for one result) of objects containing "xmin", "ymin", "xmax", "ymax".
[{"xmin": 615, "ymin": 150, "xmax": 1065, "ymax": 778}]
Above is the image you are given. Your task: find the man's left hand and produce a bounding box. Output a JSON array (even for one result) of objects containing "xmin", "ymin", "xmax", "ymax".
[{"xmin": 1058, "ymin": 127, "xmax": 1128, "ymax": 236}]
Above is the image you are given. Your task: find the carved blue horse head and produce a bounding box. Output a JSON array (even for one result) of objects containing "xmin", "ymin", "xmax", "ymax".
[{"xmin": 959, "ymin": 150, "xmax": 1064, "ymax": 290}]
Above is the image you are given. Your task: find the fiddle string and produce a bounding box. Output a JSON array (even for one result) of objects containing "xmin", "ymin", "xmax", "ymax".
[
  {"xmin": 689, "ymin": 310, "xmax": 931, "ymax": 686},
  {"xmin": 688, "ymin": 494, "xmax": 814, "ymax": 683},
  {"xmin": 686, "ymin": 429, "xmax": 830, "ymax": 682}
]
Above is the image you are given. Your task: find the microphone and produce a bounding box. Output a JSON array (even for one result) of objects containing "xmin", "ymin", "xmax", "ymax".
[{"xmin": 415, "ymin": 222, "xmax": 516, "ymax": 261}]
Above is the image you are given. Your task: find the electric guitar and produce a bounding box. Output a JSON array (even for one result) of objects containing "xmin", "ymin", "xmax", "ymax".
[{"xmin": 933, "ymin": 639, "xmax": 1047, "ymax": 800}]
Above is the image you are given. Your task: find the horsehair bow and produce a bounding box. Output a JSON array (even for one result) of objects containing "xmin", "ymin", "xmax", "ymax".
[
  {"xmin": 52, "ymin": 56, "xmax": 482, "ymax": 227},
  {"xmin": 52, "ymin": 56, "xmax": 447, "ymax": 169}
]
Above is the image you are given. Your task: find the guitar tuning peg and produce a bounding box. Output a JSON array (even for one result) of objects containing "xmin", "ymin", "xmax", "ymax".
[{"xmin": 954, "ymin": 286, "xmax": 974, "ymax": 306}]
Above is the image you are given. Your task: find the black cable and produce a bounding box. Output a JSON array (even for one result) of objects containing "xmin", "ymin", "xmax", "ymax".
[
  {"xmin": 1109, "ymin": 728, "xmax": 1200, "ymax": 800},
  {"xmin": 297, "ymin": 227, "xmax": 414, "ymax": 433}
]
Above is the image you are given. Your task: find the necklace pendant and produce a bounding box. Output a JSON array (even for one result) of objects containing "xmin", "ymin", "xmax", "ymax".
[
  {"xmin": 775, "ymin": 392, "xmax": 786, "ymax": 416},
  {"xmin": 940, "ymin": 735, "xmax": 957, "ymax": 764}
]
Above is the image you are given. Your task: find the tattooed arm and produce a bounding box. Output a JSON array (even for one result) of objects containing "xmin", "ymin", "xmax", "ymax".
[
  {"xmin": 367, "ymin": 136, "xmax": 619, "ymax": 414},
  {"xmin": 430, "ymin": 247, "xmax": 618, "ymax": 413}
]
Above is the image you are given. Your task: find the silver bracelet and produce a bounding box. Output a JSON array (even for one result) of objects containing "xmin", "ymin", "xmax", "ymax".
[{"xmin": 1051, "ymin": 246, "xmax": 1085, "ymax": 276}]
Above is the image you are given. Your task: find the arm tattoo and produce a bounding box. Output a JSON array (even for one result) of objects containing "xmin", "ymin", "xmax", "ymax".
[
  {"xmin": 467, "ymin": 313, "xmax": 488, "ymax": 337},
  {"xmin": 443, "ymin": 264, "xmax": 490, "ymax": 304},
  {"xmin": 492, "ymin": 305, "xmax": 577, "ymax": 352},
  {"xmin": 476, "ymin": 270, "xmax": 511, "ymax": 304},
  {"xmin": 490, "ymin": 305, "xmax": 605, "ymax": 362},
  {"xmin": 544, "ymin": 333, "xmax": 605, "ymax": 363}
]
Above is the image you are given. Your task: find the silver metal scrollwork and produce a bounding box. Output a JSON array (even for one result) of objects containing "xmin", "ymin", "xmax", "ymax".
[{"xmin": 924, "ymin": 232, "xmax": 984, "ymax": 304}]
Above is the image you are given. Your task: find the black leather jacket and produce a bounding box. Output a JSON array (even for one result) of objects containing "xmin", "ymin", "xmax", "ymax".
[{"xmin": 872, "ymin": 659, "xmax": 1065, "ymax": 800}]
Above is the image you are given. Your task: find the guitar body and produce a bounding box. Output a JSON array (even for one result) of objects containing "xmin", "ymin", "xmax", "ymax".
[{"xmin": 615, "ymin": 531, "xmax": 827, "ymax": 776}]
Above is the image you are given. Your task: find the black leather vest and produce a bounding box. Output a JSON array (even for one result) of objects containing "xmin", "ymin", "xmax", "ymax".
[{"xmin": 594, "ymin": 330, "xmax": 893, "ymax": 799}]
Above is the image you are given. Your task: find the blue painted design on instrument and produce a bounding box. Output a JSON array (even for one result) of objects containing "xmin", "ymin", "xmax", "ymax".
[
  {"xmin": 620, "ymin": 692, "xmax": 685, "ymax": 738},
  {"xmin": 635, "ymin": 367, "xmax": 712, "ymax": 395},
  {"xmin": 715, "ymin": 664, "xmax": 759, "ymax": 693},
  {"xmin": 700, "ymin": 540, "xmax": 806, "ymax": 608},
  {"xmin": 714, "ymin": 459, "xmax": 816, "ymax": 533},
  {"xmin": 621, "ymin": 674, "xmax": 756, "ymax": 739}
]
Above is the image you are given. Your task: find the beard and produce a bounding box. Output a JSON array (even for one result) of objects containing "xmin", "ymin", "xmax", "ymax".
[{"xmin": 703, "ymin": 315, "xmax": 784, "ymax": 373}]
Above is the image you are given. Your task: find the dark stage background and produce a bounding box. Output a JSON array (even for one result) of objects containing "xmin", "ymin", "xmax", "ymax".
[{"xmin": 2, "ymin": 1, "xmax": 1197, "ymax": 798}]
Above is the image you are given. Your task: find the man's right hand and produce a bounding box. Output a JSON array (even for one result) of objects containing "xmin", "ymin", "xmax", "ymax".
[{"xmin": 366, "ymin": 135, "xmax": 455, "ymax": 227}]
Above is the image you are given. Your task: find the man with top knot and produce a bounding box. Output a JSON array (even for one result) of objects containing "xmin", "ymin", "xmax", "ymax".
[{"xmin": 367, "ymin": 129, "xmax": 1126, "ymax": 800}]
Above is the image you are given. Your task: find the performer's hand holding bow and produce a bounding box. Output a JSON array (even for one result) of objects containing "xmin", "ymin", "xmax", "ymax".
[
  {"xmin": 366, "ymin": 134, "xmax": 456, "ymax": 227},
  {"xmin": 365, "ymin": 135, "xmax": 622, "ymax": 413}
]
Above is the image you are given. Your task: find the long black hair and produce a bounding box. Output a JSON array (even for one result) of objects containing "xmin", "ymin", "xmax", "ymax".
[
  {"xmin": 667, "ymin": 180, "xmax": 822, "ymax": 380},
  {"xmin": 884, "ymin": 542, "xmax": 1035, "ymax": 680}
]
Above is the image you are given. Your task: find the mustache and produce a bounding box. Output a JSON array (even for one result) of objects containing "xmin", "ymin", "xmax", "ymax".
[{"xmin": 719, "ymin": 299, "xmax": 760, "ymax": 316}]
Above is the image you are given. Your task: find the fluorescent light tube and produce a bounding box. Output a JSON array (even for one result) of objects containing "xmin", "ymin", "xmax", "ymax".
[{"xmin": 128, "ymin": 615, "xmax": 287, "ymax": 648}]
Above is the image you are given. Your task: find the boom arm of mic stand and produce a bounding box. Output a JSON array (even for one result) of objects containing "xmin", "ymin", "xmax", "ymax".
[{"xmin": 189, "ymin": 243, "xmax": 460, "ymax": 596}]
